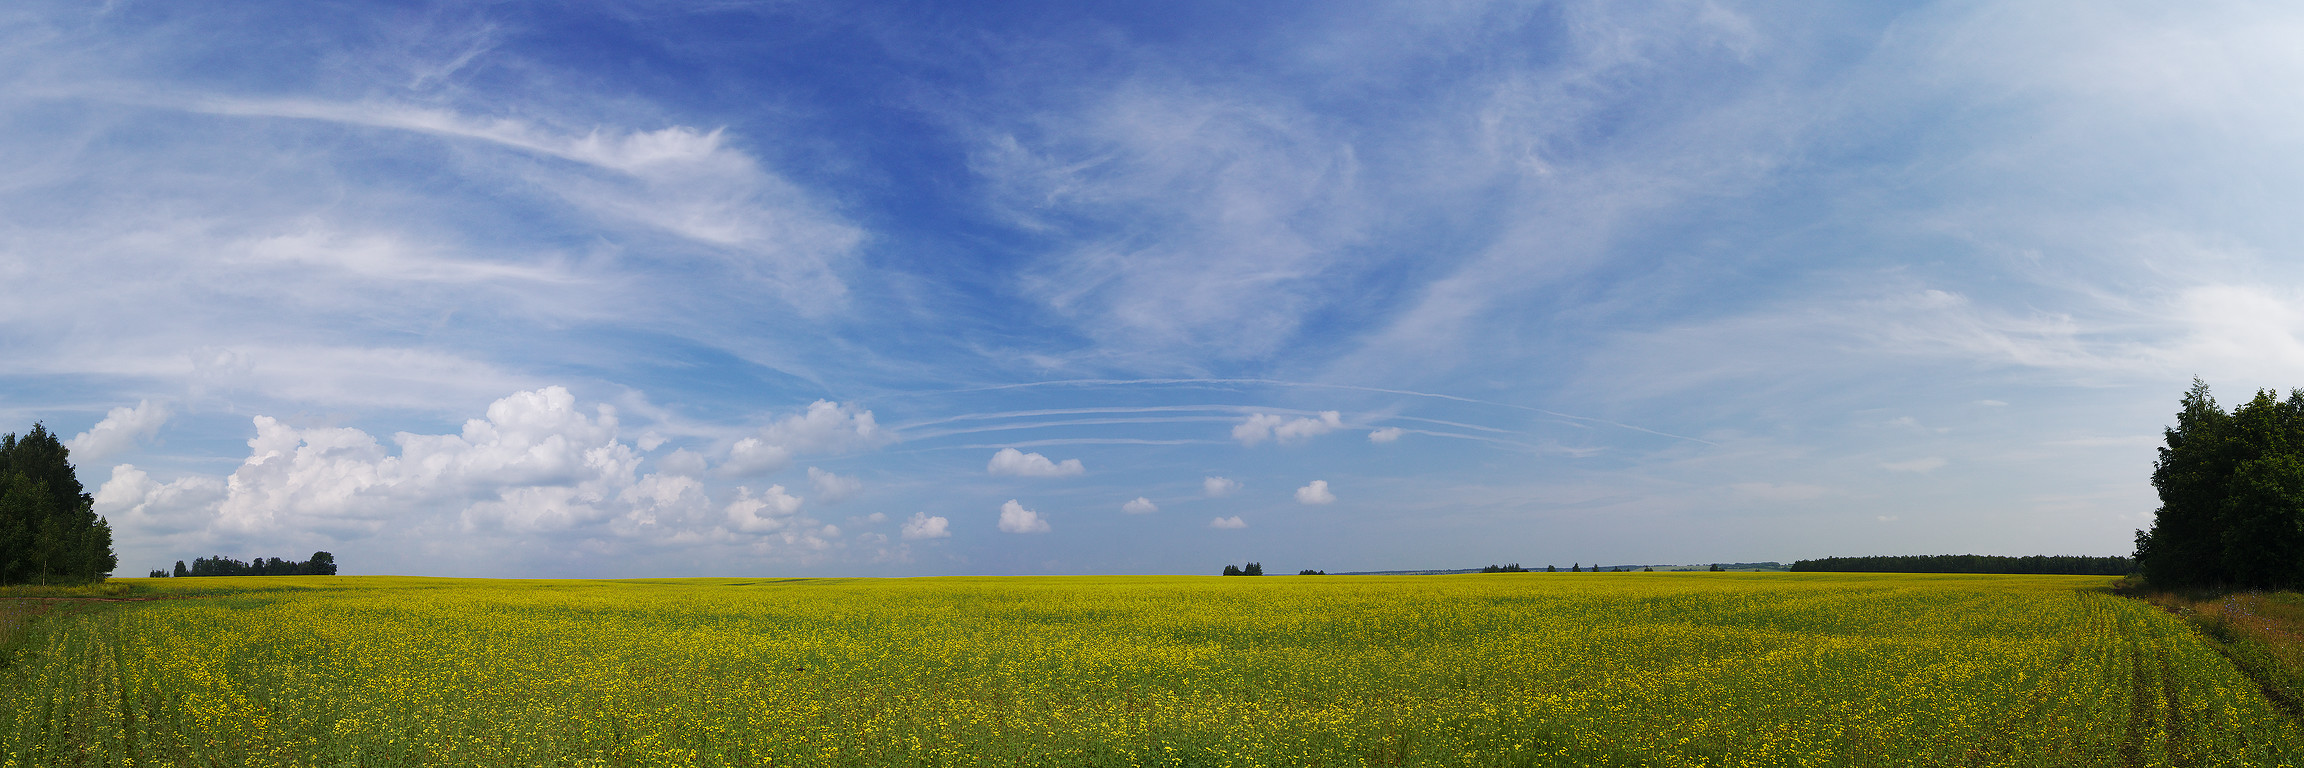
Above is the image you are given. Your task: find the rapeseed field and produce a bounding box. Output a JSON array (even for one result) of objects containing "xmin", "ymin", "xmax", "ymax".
[{"xmin": 0, "ymin": 573, "xmax": 2293, "ymax": 767}]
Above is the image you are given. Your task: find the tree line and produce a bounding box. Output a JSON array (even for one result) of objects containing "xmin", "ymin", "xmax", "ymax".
[
  {"xmin": 150, "ymin": 552, "xmax": 337, "ymax": 578},
  {"xmin": 1789, "ymin": 555, "xmax": 2135, "ymax": 575},
  {"xmin": 0, "ymin": 424, "xmax": 115, "ymax": 585},
  {"xmin": 2137, "ymin": 380, "xmax": 2304, "ymax": 589}
]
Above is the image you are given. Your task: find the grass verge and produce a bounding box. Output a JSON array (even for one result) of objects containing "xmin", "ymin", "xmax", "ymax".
[{"xmin": 2123, "ymin": 580, "xmax": 2304, "ymax": 719}]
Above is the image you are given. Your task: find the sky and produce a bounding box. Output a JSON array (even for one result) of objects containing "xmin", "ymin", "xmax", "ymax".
[{"xmin": 4, "ymin": 0, "xmax": 2301, "ymax": 577}]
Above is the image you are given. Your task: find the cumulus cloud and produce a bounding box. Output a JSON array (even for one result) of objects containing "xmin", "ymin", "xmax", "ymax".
[
  {"xmin": 657, "ymin": 449, "xmax": 708, "ymax": 478},
  {"xmin": 997, "ymin": 499, "xmax": 1052, "ymax": 533},
  {"xmin": 115, "ymin": 387, "xmax": 873, "ymax": 560},
  {"xmin": 721, "ymin": 438, "xmax": 793, "ymax": 478},
  {"xmin": 987, "ymin": 448, "xmax": 1085, "ymax": 477},
  {"xmin": 1209, "ymin": 515, "xmax": 1247, "ymax": 529},
  {"xmin": 724, "ymin": 484, "xmax": 805, "ymax": 533},
  {"xmin": 1232, "ymin": 411, "xmax": 1343, "ymax": 446},
  {"xmin": 617, "ymin": 472, "xmax": 712, "ymax": 527},
  {"xmin": 92, "ymin": 464, "xmax": 225, "ymax": 535},
  {"xmin": 1294, "ymin": 480, "xmax": 1335, "ymax": 505},
  {"xmin": 721, "ymin": 400, "xmax": 891, "ymax": 477},
  {"xmin": 1368, "ymin": 427, "xmax": 1405, "ymax": 444},
  {"xmin": 69, "ymin": 400, "xmax": 170, "ymax": 462},
  {"xmin": 1122, "ymin": 496, "xmax": 1158, "ymax": 514},
  {"xmin": 1880, "ymin": 457, "xmax": 1948, "ymax": 473},
  {"xmin": 808, "ymin": 467, "xmax": 862, "ymax": 503},
  {"xmin": 901, "ymin": 512, "xmax": 952, "ymax": 539},
  {"xmin": 1203, "ymin": 476, "xmax": 1241, "ymax": 497}
]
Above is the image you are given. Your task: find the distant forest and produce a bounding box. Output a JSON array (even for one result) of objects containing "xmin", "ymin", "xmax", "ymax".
[
  {"xmin": 154, "ymin": 552, "xmax": 336, "ymax": 577},
  {"xmin": 1789, "ymin": 555, "xmax": 2135, "ymax": 575}
]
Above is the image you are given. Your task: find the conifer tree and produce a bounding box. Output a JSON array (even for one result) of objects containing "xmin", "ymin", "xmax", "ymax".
[{"xmin": 0, "ymin": 424, "xmax": 116, "ymax": 584}]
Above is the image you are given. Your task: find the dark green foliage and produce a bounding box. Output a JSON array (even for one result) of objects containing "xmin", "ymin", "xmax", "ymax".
[
  {"xmin": 1244, "ymin": 562, "xmax": 1262, "ymax": 576},
  {"xmin": 1481, "ymin": 563, "xmax": 1527, "ymax": 573},
  {"xmin": 181, "ymin": 551, "xmax": 337, "ymax": 576},
  {"xmin": 147, "ymin": 569, "xmax": 168, "ymax": 578},
  {"xmin": 1297, "ymin": 569, "xmax": 1325, "ymax": 575},
  {"xmin": 1789, "ymin": 555, "xmax": 2134, "ymax": 575},
  {"xmin": 1222, "ymin": 564, "xmax": 1240, "ymax": 576},
  {"xmin": 1571, "ymin": 563, "xmax": 1581, "ymax": 572},
  {"xmin": 1708, "ymin": 563, "xmax": 1724, "ymax": 572},
  {"xmin": 2137, "ymin": 380, "xmax": 2304, "ymax": 589},
  {"xmin": 1545, "ymin": 564, "xmax": 1557, "ymax": 572},
  {"xmin": 0, "ymin": 424, "xmax": 116, "ymax": 584}
]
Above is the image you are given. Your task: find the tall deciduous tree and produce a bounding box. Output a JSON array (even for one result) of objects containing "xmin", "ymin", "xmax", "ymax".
[
  {"xmin": 0, "ymin": 424, "xmax": 117, "ymax": 584},
  {"xmin": 2139, "ymin": 380, "xmax": 2304, "ymax": 589}
]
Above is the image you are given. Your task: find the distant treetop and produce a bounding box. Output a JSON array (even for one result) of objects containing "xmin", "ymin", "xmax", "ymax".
[{"xmin": 1789, "ymin": 555, "xmax": 2133, "ymax": 575}]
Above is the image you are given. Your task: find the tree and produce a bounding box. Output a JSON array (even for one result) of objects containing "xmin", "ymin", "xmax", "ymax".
[
  {"xmin": 173, "ymin": 560, "xmax": 188, "ymax": 578},
  {"xmin": 1546, "ymin": 564, "xmax": 1557, "ymax": 572},
  {"xmin": 2140, "ymin": 379, "xmax": 2237, "ymax": 587},
  {"xmin": 0, "ymin": 424, "xmax": 116, "ymax": 584},
  {"xmin": 1222, "ymin": 565, "xmax": 1242, "ymax": 576},
  {"xmin": 1244, "ymin": 562, "xmax": 1263, "ymax": 576},
  {"xmin": 2138, "ymin": 380, "xmax": 2304, "ymax": 589}
]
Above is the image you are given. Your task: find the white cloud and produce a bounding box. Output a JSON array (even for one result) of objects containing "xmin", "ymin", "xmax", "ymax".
[
  {"xmin": 1203, "ymin": 476, "xmax": 1241, "ymax": 497},
  {"xmin": 389, "ymin": 385, "xmax": 637, "ymax": 501},
  {"xmin": 1368, "ymin": 426, "xmax": 1405, "ymax": 444},
  {"xmin": 1294, "ymin": 480, "xmax": 1335, "ymax": 505},
  {"xmin": 901, "ymin": 512, "xmax": 952, "ymax": 540},
  {"xmin": 617, "ymin": 472, "xmax": 711, "ymax": 527},
  {"xmin": 126, "ymin": 387, "xmax": 869, "ymax": 557},
  {"xmin": 188, "ymin": 99, "xmax": 863, "ymax": 310},
  {"xmin": 725, "ymin": 484, "xmax": 805, "ymax": 533},
  {"xmin": 1209, "ymin": 515, "xmax": 1247, "ymax": 529},
  {"xmin": 69, "ymin": 400, "xmax": 170, "ymax": 462},
  {"xmin": 1730, "ymin": 482, "xmax": 1828, "ymax": 502},
  {"xmin": 657, "ymin": 449, "xmax": 708, "ymax": 478},
  {"xmin": 808, "ymin": 467, "xmax": 862, "ymax": 504},
  {"xmin": 1233, "ymin": 411, "xmax": 1343, "ymax": 446},
  {"xmin": 997, "ymin": 499, "xmax": 1052, "ymax": 533},
  {"xmin": 1880, "ymin": 457, "xmax": 1948, "ymax": 473},
  {"xmin": 722, "ymin": 400, "xmax": 892, "ymax": 477},
  {"xmin": 986, "ymin": 448, "xmax": 1085, "ymax": 477},
  {"xmin": 1122, "ymin": 496, "xmax": 1158, "ymax": 514},
  {"xmin": 721, "ymin": 438, "xmax": 793, "ymax": 478},
  {"xmin": 92, "ymin": 464, "xmax": 225, "ymax": 535},
  {"xmin": 971, "ymin": 81, "xmax": 1373, "ymax": 363}
]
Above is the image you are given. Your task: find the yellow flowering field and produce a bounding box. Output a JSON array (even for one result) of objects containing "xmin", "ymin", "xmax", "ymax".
[{"xmin": 0, "ymin": 572, "xmax": 2294, "ymax": 767}]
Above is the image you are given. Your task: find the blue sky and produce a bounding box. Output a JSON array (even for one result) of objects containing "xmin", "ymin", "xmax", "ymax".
[{"xmin": 5, "ymin": 0, "xmax": 2300, "ymax": 577}]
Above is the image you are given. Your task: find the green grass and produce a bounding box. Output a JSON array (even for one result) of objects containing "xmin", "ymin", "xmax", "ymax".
[{"xmin": 0, "ymin": 573, "xmax": 2295, "ymax": 767}]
